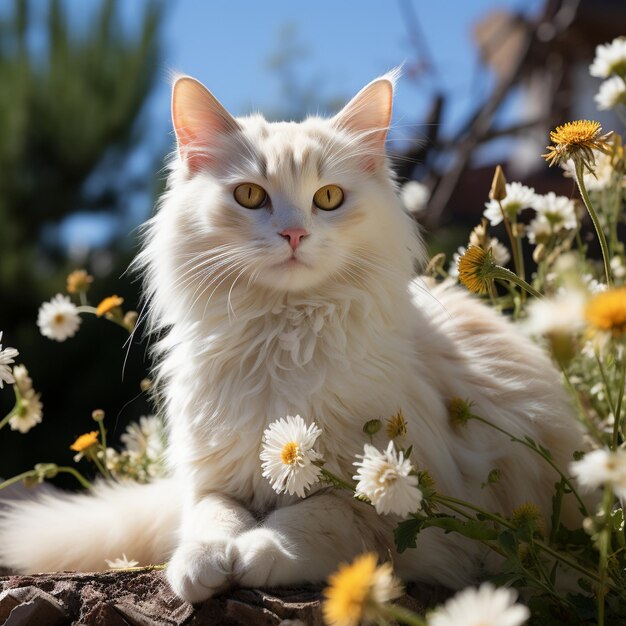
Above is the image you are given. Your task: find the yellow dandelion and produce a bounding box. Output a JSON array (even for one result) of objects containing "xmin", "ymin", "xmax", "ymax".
[
  {"xmin": 457, "ymin": 246, "xmax": 496, "ymax": 295},
  {"xmin": 585, "ymin": 287, "xmax": 626, "ymax": 337},
  {"xmin": 96, "ymin": 295, "xmax": 124, "ymax": 317},
  {"xmin": 386, "ymin": 409, "xmax": 407, "ymax": 439},
  {"xmin": 70, "ymin": 431, "xmax": 99, "ymax": 452},
  {"xmin": 66, "ymin": 269, "xmax": 93, "ymax": 294},
  {"xmin": 322, "ymin": 553, "xmax": 403, "ymax": 626},
  {"xmin": 543, "ymin": 120, "xmax": 613, "ymax": 173}
]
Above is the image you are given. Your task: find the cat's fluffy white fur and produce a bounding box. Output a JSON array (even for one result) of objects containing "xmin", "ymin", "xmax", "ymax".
[{"xmin": 0, "ymin": 74, "xmax": 586, "ymax": 602}]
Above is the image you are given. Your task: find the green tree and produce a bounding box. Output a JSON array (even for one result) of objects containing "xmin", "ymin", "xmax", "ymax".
[{"xmin": 0, "ymin": 0, "xmax": 163, "ymax": 482}]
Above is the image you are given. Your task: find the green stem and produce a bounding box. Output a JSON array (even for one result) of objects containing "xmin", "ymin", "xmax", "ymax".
[
  {"xmin": 0, "ymin": 470, "xmax": 38, "ymax": 491},
  {"xmin": 0, "ymin": 466, "xmax": 91, "ymax": 491},
  {"xmin": 88, "ymin": 450, "xmax": 111, "ymax": 480},
  {"xmin": 574, "ymin": 160, "xmax": 613, "ymax": 286},
  {"xmin": 514, "ymin": 222, "xmax": 526, "ymax": 306},
  {"xmin": 99, "ymin": 421, "xmax": 107, "ymax": 452},
  {"xmin": 469, "ymin": 413, "xmax": 588, "ymax": 515},
  {"xmin": 0, "ymin": 386, "xmax": 21, "ymax": 431},
  {"xmin": 319, "ymin": 467, "xmax": 357, "ymax": 492},
  {"xmin": 596, "ymin": 352, "xmax": 617, "ymax": 418},
  {"xmin": 612, "ymin": 358, "xmax": 626, "ymax": 449},
  {"xmin": 436, "ymin": 499, "xmax": 506, "ymax": 558},
  {"xmin": 57, "ymin": 466, "xmax": 92, "ymax": 489},
  {"xmin": 76, "ymin": 305, "xmax": 129, "ymax": 333},
  {"xmin": 498, "ymin": 201, "xmax": 522, "ymax": 278},
  {"xmin": 492, "ymin": 266, "xmax": 543, "ymax": 299},
  {"xmin": 0, "ymin": 410, "xmax": 15, "ymax": 431},
  {"xmin": 434, "ymin": 493, "xmax": 605, "ymax": 586},
  {"xmin": 560, "ymin": 365, "xmax": 604, "ymax": 441},
  {"xmin": 597, "ymin": 485, "xmax": 613, "ymax": 626}
]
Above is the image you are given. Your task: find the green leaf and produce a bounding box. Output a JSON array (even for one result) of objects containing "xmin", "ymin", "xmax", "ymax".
[
  {"xmin": 422, "ymin": 516, "xmax": 499, "ymax": 541},
  {"xmin": 498, "ymin": 530, "xmax": 518, "ymax": 555},
  {"xmin": 394, "ymin": 518, "xmax": 423, "ymax": 553}
]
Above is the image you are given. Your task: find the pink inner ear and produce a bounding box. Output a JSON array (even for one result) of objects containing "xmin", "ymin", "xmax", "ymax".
[
  {"xmin": 172, "ymin": 77, "xmax": 238, "ymax": 171},
  {"xmin": 333, "ymin": 78, "xmax": 394, "ymax": 171}
]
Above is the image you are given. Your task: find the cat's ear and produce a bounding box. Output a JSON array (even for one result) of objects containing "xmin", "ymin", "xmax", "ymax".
[
  {"xmin": 172, "ymin": 76, "xmax": 239, "ymax": 171},
  {"xmin": 332, "ymin": 72, "xmax": 397, "ymax": 171}
]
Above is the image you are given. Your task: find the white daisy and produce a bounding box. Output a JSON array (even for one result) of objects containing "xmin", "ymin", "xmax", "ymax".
[
  {"xmin": 401, "ymin": 181, "xmax": 430, "ymax": 214},
  {"xmin": 9, "ymin": 391, "xmax": 43, "ymax": 434},
  {"xmin": 488, "ymin": 238, "xmax": 511, "ymax": 267},
  {"xmin": 611, "ymin": 256, "xmax": 626, "ymax": 279},
  {"xmin": 260, "ymin": 415, "xmax": 322, "ymax": 497},
  {"xmin": 582, "ymin": 274, "xmax": 608, "ymax": 294},
  {"xmin": 121, "ymin": 415, "xmax": 166, "ymax": 462},
  {"xmin": 353, "ymin": 441, "xmax": 423, "ymax": 517},
  {"xmin": 526, "ymin": 216, "xmax": 552, "ymax": 245},
  {"xmin": 0, "ymin": 332, "xmax": 18, "ymax": 389},
  {"xmin": 595, "ymin": 76, "xmax": 626, "ymax": 110},
  {"xmin": 483, "ymin": 182, "xmax": 536, "ymax": 226},
  {"xmin": 532, "ymin": 192, "xmax": 577, "ymax": 230},
  {"xmin": 570, "ymin": 448, "xmax": 626, "ymax": 500},
  {"xmin": 37, "ymin": 294, "xmax": 81, "ymax": 342},
  {"xmin": 522, "ymin": 290, "xmax": 586, "ymax": 338},
  {"xmin": 105, "ymin": 554, "xmax": 139, "ymax": 569},
  {"xmin": 428, "ymin": 583, "xmax": 529, "ymax": 626},
  {"xmin": 590, "ymin": 37, "xmax": 626, "ymax": 78},
  {"xmin": 12, "ymin": 364, "xmax": 32, "ymax": 393}
]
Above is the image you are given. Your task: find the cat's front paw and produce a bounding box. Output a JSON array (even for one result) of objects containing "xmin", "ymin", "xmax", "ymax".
[
  {"xmin": 167, "ymin": 539, "xmax": 238, "ymax": 603},
  {"xmin": 234, "ymin": 528, "xmax": 294, "ymax": 588}
]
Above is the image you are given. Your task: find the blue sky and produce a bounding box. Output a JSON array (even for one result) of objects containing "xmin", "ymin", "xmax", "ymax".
[{"xmin": 61, "ymin": 0, "xmax": 543, "ymax": 248}]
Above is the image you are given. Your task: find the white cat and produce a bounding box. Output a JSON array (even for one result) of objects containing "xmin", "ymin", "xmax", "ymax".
[{"xmin": 0, "ymin": 73, "xmax": 586, "ymax": 603}]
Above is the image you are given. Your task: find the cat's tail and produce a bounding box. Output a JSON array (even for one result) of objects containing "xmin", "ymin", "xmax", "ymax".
[{"xmin": 0, "ymin": 478, "xmax": 180, "ymax": 573}]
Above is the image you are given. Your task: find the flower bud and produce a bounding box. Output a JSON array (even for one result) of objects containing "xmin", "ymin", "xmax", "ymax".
[
  {"xmin": 92, "ymin": 409, "xmax": 105, "ymax": 422},
  {"xmin": 362, "ymin": 419, "xmax": 382, "ymax": 436},
  {"xmin": 489, "ymin": 165, "xmax": 507, "ymax": 201},
  {"xmin": 532, "ymin": 243, "xmax": 546, "ymax": 263},
  {"xmin": 123, "ymin": 311, "xmax": 138, "ymax": 331}
]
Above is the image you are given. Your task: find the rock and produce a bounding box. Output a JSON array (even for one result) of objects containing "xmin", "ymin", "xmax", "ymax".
[{"xmin": 0, "ymin": 569, "xmax": 450, "ymax": 625}]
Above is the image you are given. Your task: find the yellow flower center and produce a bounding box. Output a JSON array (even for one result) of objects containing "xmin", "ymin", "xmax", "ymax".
[
  {"xmin": 550, "ymin": 120, "xmax": 602, "ymax": 146},
  {"xmin": 53, "ymin": 313, "xmax": 66, "ymax": 325},
  {"xmin": 280, "ymin": 441, "xmax": 301, "ymax": 465},
  {"xmin": 585, "ymin": 288, "xmax": 626, "ymax": 337}
]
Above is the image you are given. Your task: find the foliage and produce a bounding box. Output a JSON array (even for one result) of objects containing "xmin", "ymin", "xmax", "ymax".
[{"xmin": 0, "ymin": 0, "xmax": 163, "ymax": 481}]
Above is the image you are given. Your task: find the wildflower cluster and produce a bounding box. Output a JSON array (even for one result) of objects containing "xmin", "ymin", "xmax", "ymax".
[
  {"xmin": 37, "ymin": 269, "xmax": 138, "ymax": 342},
  {"xmin": 335, "ymin": 35, "xmax": 626, "ymax": 626},
  {"xmin": 0, "ymin": 270, "xmax": 165, "ymax": 493}
]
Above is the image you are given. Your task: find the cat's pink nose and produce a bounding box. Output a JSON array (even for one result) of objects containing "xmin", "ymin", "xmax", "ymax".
[{"xmin": 279, "ymin": 228, "xmax": 309, "ymax": 251}]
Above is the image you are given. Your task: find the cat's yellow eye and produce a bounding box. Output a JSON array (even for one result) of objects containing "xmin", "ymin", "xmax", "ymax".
[
  {"xmin": 313, "ymin": 185, "xmax": 344, "ymax": 211},
  {"xmin": 234, "ymin": 183, "xmax": 268, "ymax": 209}
]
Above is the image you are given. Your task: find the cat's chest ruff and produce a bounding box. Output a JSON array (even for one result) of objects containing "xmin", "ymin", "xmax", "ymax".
[{"xmin": 223, "ymin": 298, "xmax": 356, "ymax": 401}]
